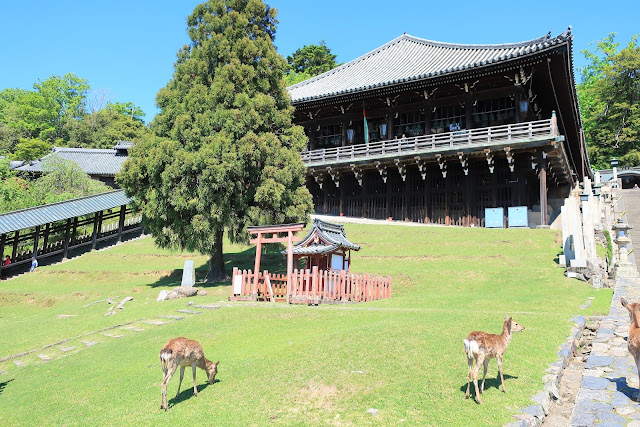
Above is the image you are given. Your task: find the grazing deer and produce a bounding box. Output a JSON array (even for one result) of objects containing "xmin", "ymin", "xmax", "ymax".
[
  {"xmin": 160, "ymin": 337, "xmax": 219, "ymax": 411},
  {"xmin": 463, "ymin": 315, "xmax": 525, "ymax": 404},
  {"xmin": 621, "ymin": 298, "xmax": 640, "ymax": 401}
]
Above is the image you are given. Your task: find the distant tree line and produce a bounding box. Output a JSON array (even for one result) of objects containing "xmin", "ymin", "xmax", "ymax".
[
  {"xmin": 0, "ymin": 73, "xmax": 149, "ymax": 161},
  {"xmin": 578, "ymin": 34, "xmax": 640, "ymax": 170}
]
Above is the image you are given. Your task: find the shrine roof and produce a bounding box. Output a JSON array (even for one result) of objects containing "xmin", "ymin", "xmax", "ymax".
[
  {"xmin": 293, "ymin": 219, "xmax": 361, "ymax": 253},
  {"xmin": 287, "ymin": 29, "xmax": 572, "ymax": 104}
]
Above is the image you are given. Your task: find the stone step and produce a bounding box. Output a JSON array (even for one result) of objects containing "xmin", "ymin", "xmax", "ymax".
[
  {"xmin": 192, "ymin": 304, "xmax": 221, "ymax": 310},
  {"xmin": 80, "ymin": 340, "xmax": 99, "ymax": 347},
  {"xmin": 142, "ymin": 320, "xmax": 168, "ymax": 326},
  {"xmin": 59, "ymin": 346, "xmax": 76, "ymax": 352},
  {"xmin": 102, "ymin": 333, "xmax": 124, "ymax": 338},
  {"xmin": 121, "ymin": 326, "xmax": 145, "ymax": 332},
  {"xmin": 158, "ymin": 315, "xmax": 184, "ymax": 320},
  {"xmin": 176, "ymin": 309, "xmax": 202, "ymax": 314},
  {"xmin": 13, "ymin": 360, "xmax": 27, "ymax": 367},
  {"xmin": 38, "ymin": 354, "xmax": 52, "ymax": 361}
]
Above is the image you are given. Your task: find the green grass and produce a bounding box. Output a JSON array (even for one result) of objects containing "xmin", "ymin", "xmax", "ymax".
[{"xmin": 0, "ymin": 225, "xmax": 612, "ymax": 426}]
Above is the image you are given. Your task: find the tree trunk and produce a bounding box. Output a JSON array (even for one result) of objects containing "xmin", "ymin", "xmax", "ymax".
[{"xmin": 204, "ymin": 229, "xmax": 229, "ymax": 282}]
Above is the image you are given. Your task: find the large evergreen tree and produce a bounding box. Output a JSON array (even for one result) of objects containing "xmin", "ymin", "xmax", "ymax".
[{"xmin": 119, "ymin": 0, "xmax": 313, "ymax": 282}]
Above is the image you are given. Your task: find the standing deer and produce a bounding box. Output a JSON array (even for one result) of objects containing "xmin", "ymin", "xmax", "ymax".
[
  {"xmin": 621, "ymin": 298, "xmax": 640, "ymax": 401},
  {"xmin": 160, "ymin": 337, "xmax": 219, "ymax": 411},
  {"xmin": 463, "ymin": 315, "xmax": 525, "ymax": 404}
]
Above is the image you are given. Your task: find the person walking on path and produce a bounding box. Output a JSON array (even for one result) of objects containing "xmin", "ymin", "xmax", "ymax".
[{"xmin": 30, "ymin": 257, "xmax": 37, "ymax": 272}]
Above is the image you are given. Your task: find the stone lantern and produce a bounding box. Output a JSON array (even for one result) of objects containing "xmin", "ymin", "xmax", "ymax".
[{"xmin": 612, "ymin": 218, "xmax": 638, "ymax": 279}]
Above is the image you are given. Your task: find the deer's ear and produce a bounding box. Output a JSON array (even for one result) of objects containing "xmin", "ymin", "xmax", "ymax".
[
  {"xmin": 504, "ymin": 314, "xmax": 509, "ymax": 321},
  {"xmin": 622, "ymin": 298, "xmax": 629, "ymax": 308},
  {"xmin": 215, "ymin": 361, "xmax": 220, "ymax": 366}
]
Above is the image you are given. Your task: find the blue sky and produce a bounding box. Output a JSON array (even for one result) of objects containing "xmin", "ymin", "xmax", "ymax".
[{"xmin": 1, "ymin": 0, "xmax": 637, "ymax": 123}]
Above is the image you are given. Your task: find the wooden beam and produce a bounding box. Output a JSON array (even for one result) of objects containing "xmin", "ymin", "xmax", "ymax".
[
  {"xmin": 117, "ymin": 205, "xmax": 126, "ymax": 242},
  {"xmin": 12, "ymin": 230, "xmax": 19, "ymax": 262},
  {"xmin": 252, "ymin": 232, "xmax": 262, "ymax": 301},
  {"xmin": 42, "ymin": 223, "xmax": 51, "ymax": 253},
  {"xmin": 0, "ymin": 233, "xmax": 5, "ymax": 268},
  {"xmin": 249, "ymin": 236, "xmax": 301, "ymax": 244},
  {"xmin": 540, "ymin": 154, "xmax": 548, "ymax": 226},
  {"xmin": 62, "ymin": 219, "xmax": 72, "ymax": 260},
  {"xmin": 32, "ymin": 225, "xmax": 40, "ymax": 258},
  {"xmin": 91, "ymin": 212, "xmax": 100, "ymax": 250}
]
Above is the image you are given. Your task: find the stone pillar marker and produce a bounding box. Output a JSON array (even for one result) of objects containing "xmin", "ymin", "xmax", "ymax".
[{"xmin": 181, "ymin": 260, "xmax": 196, "ymax": 287}]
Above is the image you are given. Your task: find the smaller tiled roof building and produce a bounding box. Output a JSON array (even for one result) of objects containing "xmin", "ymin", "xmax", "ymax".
[{"xmin": 14, "ymin": 141, "xmax": 133, "ymax": 188}]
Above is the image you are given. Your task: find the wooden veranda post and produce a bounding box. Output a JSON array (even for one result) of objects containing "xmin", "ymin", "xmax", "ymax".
[
  {"xmin": 287, "ymin": 230, "xmax": 294, "ymax": 302},
  {"xmin": 252, "ymin": 232, "xmax": 262, "ymax": 301},
  {"xmin": 117, "ymin": 205, "xmax": 126, "ymax": 242},
  {"xmin": 62, "ymin": 219, "xmax": 72, "ymax": 260}
]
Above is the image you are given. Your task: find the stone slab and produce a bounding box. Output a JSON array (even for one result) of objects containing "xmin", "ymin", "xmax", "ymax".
[
  {"xmin": 143, "ymin": 320, "xmax": 167, "ymax": 325},
  {"xmin": 80, "ymin": 340, "xmax": 98, "ymax": 347},
  {"xmin": 192, "ymin": 304, "xmax": 221, "ymax": 310},
  {"xmin": 59, "ymin": 346, "xmax": 76, "ymax": 352},
  {"xmin": 177, "ymin": 309, "xmax": 202, "ymax": 314},
  {"xmin": 181, "ymin": 260, "xmax": 195, "ymax": 287},
  {"xmin": 158, "ymin": 315, "xmax": 184, "ymax": 320}
]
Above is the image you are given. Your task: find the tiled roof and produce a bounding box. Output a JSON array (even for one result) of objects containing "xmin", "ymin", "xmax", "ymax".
[
  {"xmin": 287, "ymin": 30, "xmax": 572, "ymax": 104},
  {"xmin": 15, "ymin": 146, "xmax": 128, "ymax": 177},
  {"xmin": 114, "ymin": 140, "xmax": 134, "ymax": 150},
  {"xmin": 293, "ymin": 219, "xmax": 361, "ymax": 254},
  {"xmin": 0, "ymin": 190, "xmax": 132, "ymax": 234}
]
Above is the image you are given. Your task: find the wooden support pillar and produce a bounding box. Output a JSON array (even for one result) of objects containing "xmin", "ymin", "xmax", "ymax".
[
  {"xmin": 465, "ymin": 97, "xmax": 473, "ymax": 130},
  {"xmin": 540, "ymin": 155, "xmax": 548, "ymax": 226},
  {"xmin": 32, "ymin": 225, "xmax": 40, "ymax": 258},
  {"xmin": 361, "ymin": 172, "xmax": 368, "ymax": 218},
  {"xmin": 309, "ymin": 124, "xmax": 317, "ymax": 151},
  {"xmin": 322, "ymin": 182, "xmax": 328, "ymax": 214},
  {"xmin": 0, "ymin": 233, "xmax": 5, "ymax": 266},
  {"xmin": 338, "ymin": 185, "xmax": 344, "ymax": 216},
  {"xmin": 252, "ymin": 232, "xmax": 262, "ymax": 301},
  {"xmin": 445, "ymin": 173, "xmax": 451, "ymax": 226},
  {"xmin": 286, "ymin": 231, "xmax": 294, "ymax": 302},
  {"xmin": 465, "ymin": 167, "xmax": 472, "ymax": 227},
  {"xmin": 91, "ymin": 212, "xmax": 100, "ymax": 250},
  {"xmin": 388, "ymin": 111, "xmax": 395, "ymax": 139},
  {"xmin": 117, "ymin": 205, "xmax": 126, "ymax": 242},
  {"xmin": 385, "ymin": 176, "xmax": 391, "ymax": 219},
  {"xmin": 62, "ymin": 219, "xmax": 72, "ymax": 260},
  {"xmin": 42, "ymin": 223, "xmax": 51, "ymax": 253},
  {"xmin": 341, "ymin": 117, "xmax": 348, "ymax": 147},
  {"xmin": 515, "ymin": 90, "xmax": 522, "ymax": 124},
  {"xmin": 70, "ymin": 217, "xmax": 79, "ymax": 246},
  {"xmin": 12, "ymin": 230, "xmax": 19, "ymax": 262}
]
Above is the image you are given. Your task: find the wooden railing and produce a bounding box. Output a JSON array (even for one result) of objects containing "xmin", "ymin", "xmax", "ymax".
[
  {"xmin": 302, "ymin": 118, "xmax": 557, "ymax": 167},
  {"xmin": 230, "ymin": 266, "xmax": 391, "ymax": 304}
]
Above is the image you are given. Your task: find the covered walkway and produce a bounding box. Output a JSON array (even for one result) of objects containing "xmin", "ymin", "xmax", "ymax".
[{"xmin": 0, "ymin": 190, "xmax": 142, "ymax": 276}]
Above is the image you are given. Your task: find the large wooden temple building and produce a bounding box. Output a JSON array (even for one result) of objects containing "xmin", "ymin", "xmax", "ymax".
[{"xmin": 288, "ymin": 29, "xmax": 590, "ymax": 227}]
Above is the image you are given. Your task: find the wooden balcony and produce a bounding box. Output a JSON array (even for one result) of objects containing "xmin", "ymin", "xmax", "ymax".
[{"xmin": 302, "ymin": 118, "xmax": 562, "ymax": 168}]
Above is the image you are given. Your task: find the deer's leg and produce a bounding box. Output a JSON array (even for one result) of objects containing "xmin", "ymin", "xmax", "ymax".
[
  {"xmin": 635, "ymin": 356, "xmax": 640, "ymax": 402},
  {"xmin": 161, "ymin": 363, "xmax": 177, "ymax": 411},
  {"xmin": 192, "ymin": 362, "xmax": 199, "ymax": 396},
  {"xmin": 473, "ymin": 354, "xmax": 484, "ymax": 404},
  {"xmin": 481, "ymin": 358, "xmax": 489, "ymax": 394},
  {"xmin": 465, "ymin": 356, "xmax": 474, "ymax": 399},
  {"xmin": 175, "ymin": 366, "xmax": 185, "ymax": 398},
  {"xmin": 497, "ymin": 354, "xmax": 506, "ymax": 393}
]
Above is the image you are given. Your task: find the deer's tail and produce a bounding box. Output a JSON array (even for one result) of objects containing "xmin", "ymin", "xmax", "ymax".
[
  {"xmin": 463, "ymin": 339, "xmax": 479, "ymax": 360},
  {"xmin": 159, "ymin": 348, "xmax": 173, "ymax": 371}
]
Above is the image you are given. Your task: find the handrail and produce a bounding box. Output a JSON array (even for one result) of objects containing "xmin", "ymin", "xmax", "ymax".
[{"xmin": 302, "ymin": 119, "xmax": 554, "ymax": 166}]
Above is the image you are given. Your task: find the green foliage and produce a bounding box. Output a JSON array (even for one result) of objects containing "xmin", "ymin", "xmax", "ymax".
[
  {"xmin": 120, "ymin": 0, "xmax": 313, "ymax": 280},
  {"xmin": 286, "ymin": 40, "xmax": 338, "ymax": 76},
  {"xmin": 0, "ymin": 154, "xmax": 110, "ymax": 213},
  {"xmin": 283, "ymin": 70, "xmax": 313, "ymax": 86},
  {"xmin": 0, "ymin": 226, "xmax": 612, "ymax": 425},
  {"xmin": 31, "ymin": 154, "xmax": 110, "ymax": 204},
  {"xmin": 578, "ymin": 34, "xmax": 640, "ymax": 169},
  {"xmin": 106, "ymin": 101, "xmax": 146, "ymax": 123},
  {"xmin": 12, "ymin": 138, "xmax": 52, "ymax": 161},
  {"xmin": 603, "ymin": 229, "xmax": 613, "ymax": 263},
  {"xmin": 66, "ymin": 108, "xmax": 149, "ymax": 148}
]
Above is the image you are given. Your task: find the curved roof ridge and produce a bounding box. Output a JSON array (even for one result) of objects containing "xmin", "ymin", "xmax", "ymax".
[
  {"xmin": 287, "ymin": 29, "xmax": 573, "ymax": 104},
  {"xmin": 401, "ymin": 32, "xmax": 552, "ymax": 50},
  {"xmin": 54, "ymin": 147, "xmax": 116, "ymax": 153}
]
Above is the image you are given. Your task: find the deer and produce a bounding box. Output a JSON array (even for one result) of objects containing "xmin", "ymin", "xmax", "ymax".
[
  {"xmin": 621, "ymin": 298, "xmax": 640, "ymax": 401},
  {"xmin": 160, "ymin": 337, "xmax": 219, "ymax": 411},
  {"xmin": 463, "ymin": 315, "xmax": 525, "ymax": 404}
]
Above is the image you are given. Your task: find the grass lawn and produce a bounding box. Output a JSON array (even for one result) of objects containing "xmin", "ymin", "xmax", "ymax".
[{"xmin": 0, "ymin": 224, "xmax": 612, "ymax": 426}]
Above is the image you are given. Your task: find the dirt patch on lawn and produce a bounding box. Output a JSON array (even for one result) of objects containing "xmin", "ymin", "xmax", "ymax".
[{"xmin": 0, "ymin": 293, "xmax": 56, "ymax": 308}]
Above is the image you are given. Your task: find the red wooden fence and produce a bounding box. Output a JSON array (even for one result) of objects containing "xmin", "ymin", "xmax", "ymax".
[{"xmin": 230, "ymin": 266, "xmax": 391, "ymax": 304}]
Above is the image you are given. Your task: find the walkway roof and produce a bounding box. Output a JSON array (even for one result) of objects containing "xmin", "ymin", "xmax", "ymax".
[{"xmin": 0, "ymin": 190, "xmax": 132, "ymax": 234}]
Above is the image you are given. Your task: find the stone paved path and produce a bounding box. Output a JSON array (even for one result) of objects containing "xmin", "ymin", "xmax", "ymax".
[
  {"xmin": 568, "ymin": 190, "xmax": 640, "ymax": 426},
  {"xmin": 568, "ymin": 276, "xmax": 640, "ymax": 426}
]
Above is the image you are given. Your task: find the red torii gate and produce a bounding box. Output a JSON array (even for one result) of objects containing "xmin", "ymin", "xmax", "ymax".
[{"xmin": 247, "ymin": 223, "xmax": 305, "ymax": 301}]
